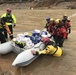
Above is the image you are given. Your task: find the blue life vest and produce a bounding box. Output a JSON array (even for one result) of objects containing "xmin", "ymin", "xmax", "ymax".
[{"xmin": 30, "ymin": 32, "xmax": 41, "ymax": 44}]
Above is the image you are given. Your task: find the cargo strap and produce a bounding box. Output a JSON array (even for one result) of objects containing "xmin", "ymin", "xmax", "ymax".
[{"xmin": 51, "ymin": 47, "xmax": 58, "ymax": 56}]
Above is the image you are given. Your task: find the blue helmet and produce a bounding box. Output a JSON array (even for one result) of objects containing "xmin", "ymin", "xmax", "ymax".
[{"xmin": 46, "ymin": 17, "xmax": 50, "ymax": 21}]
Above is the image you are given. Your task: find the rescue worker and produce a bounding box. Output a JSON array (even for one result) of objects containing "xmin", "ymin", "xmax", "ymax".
[
  {"xmin": 45, "ymin": 17, "xmax": 51, "ymax": 32},
  {"xmin": 54, "ymin": 19, "xmax": 67, "ymax": 47},
  {"xmin": 31, "ymin": 37, "xmax": 62, "ymax": 57},
  {"xmin": 48, "ymin": 18, "xmax": 56, "ymax": 38},
  {"xmin": 1, "ymin": 8, "xmax": 16, "ymax": 39},
  {"xmin": 62, "ymin": 14, "xmax": 71, "ymax": 39},
  {"xmin": 45, "ymin": 18, "xmax": 56, "ymax": 36},
  {"xmin": 0, "ymin": 17, "xmax": 13, "ymax": 43}
]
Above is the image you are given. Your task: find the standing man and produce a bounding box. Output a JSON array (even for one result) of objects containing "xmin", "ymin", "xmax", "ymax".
[
  {"xmin": 54, "ymin": 19, "xmax": 67, "ymax": 47},
  {"xmin": 45, "ymin": 17, "xmax": 55, "ymax": 33},
  {"xmin": 1, "ymin": 8, "xmax": 16, "ymax": 39},
  {"xmin": 45, "ymin": 17, "xmax": 51, "ymax": 33},
  {"xmin": 62, "ymin": 14, "xmax": 71, "ymax": 39}
]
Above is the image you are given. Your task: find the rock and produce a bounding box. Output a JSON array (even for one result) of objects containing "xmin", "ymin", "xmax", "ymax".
[{"xmin": 0, "ymin": 67, "xmax": 13, "ymax": 75}]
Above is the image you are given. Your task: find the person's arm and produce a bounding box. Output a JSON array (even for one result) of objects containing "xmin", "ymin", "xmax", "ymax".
[
  {"xmin": 31, "ymin": 45, "xmax": 53, "ymax": 55},
  {"xmin": 38, "ymin": 50, "xmax": 47, "ymax": 55},
  {"xmin": 62, "ymin": 28, "xmax": 67, "ymax": 39},
  {"xmin": 1, "ymin": 13, "xmax": 6, "ymax": 18},
  {"xmin": 12, "ymin": 14, "xmax": 16, "ymax": 27},
  {"xmin": 31, "ymin": 50, "xmax": 47, "ymax": 55},
  {"xmin": 67, "ymin": 20, "xmax": 71, "ymax": 34},
  {"xmin": 68, "ymin": 27, "xmax": 71, "ymax": 34},
  {"xmin": 5, "ymin": 23, "xmax": 13, "ymax": 39},
  {"xmin": 12, "ymin": 14, "xmax": 16, "ymax": 24},
  {"xmin": 5, "ymin": 23, "xmax": 11, "ymax": 34}
]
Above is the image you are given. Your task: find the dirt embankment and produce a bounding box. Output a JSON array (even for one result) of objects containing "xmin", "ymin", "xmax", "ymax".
[
  {"xmin": 33, "ymin": 0, "xmax": 76, "ymax": 9},
  {"xmin": 0, "ymin": 0, "xmax": 76, "ymax": 9}
]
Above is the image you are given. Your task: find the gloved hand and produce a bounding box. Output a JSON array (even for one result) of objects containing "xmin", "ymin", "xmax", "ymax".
[
  {"xmin": 10, "ymin": 34, "xmax": 13, "ymax": 39},
  {"xmin": 13, "ymin": 24, "xmax": 16, "ymax": 28},
  {"xmin": 68, "ymin": 28, "xmax": 71, "ymax": 34}
]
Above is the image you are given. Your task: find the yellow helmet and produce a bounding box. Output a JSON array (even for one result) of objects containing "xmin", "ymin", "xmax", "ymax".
[
  {"xmin": 63, "ymin": 14, "xmax": 67, "ymax": 16},
  {"xmin": 50, "ymin": 18, "xmax": 54, "ymax": 21},
  {"xmin": 55, "ymin": 19, "xmax": 60, "ymax": 23},
  {"xmin": 63, "ymin": 14, "xmax": 68, "ymax": 18}
]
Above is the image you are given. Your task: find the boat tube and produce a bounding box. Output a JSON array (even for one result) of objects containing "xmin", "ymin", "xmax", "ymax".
[
  {"xmin": 12, "ymin": 42, "xmax": 45, "ymax": 67},
  {"xmin": 0, "ymin": 41, "xmax": 13, "ymax": 54}
]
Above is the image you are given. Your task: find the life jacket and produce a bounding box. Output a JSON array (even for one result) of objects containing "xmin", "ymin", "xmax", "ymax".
[
  {"xmin": 42, "ymin": 41, "xmax": 58, "ymax": 56},
  {"xmin": 62, "ymin": 19, "xmax": 71, "ymax": 30},
  {"xmin": 55, "ymin": 25, "xmax": 67, "ymax": 39},
  {"xmin": 6, "ymin": 14, "xmax": 13, "ymax": 23}
]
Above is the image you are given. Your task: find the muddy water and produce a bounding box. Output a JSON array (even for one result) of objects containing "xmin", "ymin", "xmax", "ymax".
[
  {"xmin": 14, "ymin": 31, "xmax": 76, "ymax": 75},
  {"xmin": 0, "ymin": 9, "xmax": 76, "ymax": 75}
]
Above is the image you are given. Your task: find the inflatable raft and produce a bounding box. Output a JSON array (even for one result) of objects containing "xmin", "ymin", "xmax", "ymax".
[
  {"xmin": 12, "ymin": 42, "xmax": 45, "ymax": 67},
  {"xmin": 0, "ymin": 29, "xmax": 52, "ymax": 54},
  {"xmin": 0, "ymin": 41, "xmax": 13, "ymax": 54}
]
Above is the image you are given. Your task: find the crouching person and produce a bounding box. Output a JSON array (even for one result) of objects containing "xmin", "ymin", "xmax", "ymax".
[
  {"xmin": 0, "ymin": 17, "xmax": 13, "ymax": 43},
  {"xmin": 31, "ymin": 37, "xmax": 62, "ymax": 57}
]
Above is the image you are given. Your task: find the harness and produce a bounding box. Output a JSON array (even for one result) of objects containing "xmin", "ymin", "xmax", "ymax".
[
  {"xmin": 51, "ymin": 47, "xmax": 58, "ymax": 56},
  {"xmin": 6, "ymin": 14, "xmax": 13, "ymax": 23},
  {"xmin": 47, "ymin": 41, "xmax": 58, "ymax": 56}
]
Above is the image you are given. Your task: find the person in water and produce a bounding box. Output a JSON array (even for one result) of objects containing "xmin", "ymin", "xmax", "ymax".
[{"xmin": 31, "ymin": 37, "xmax": 62, "ymax": 57}]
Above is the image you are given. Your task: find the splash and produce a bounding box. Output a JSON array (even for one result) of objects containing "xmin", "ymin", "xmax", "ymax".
[{"xmin": 68, "ymin": 13, "xmax": 76, "ymax": 19}]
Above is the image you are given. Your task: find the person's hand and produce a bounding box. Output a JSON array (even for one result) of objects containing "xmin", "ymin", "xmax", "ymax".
[
  {"xmin": 31, "ymin": 50, "xmax": 36, "ymax": 55},
  {"xmin": 68, "ymin": 28, "xmax": 71, "ymax": 34},
  {"xmin": 10, "ymin": 34, "xmax": 13, "ymax": 39},
  {"xmin": 13, "ymin": 24, "xmax": 16, "ymax": 28}
]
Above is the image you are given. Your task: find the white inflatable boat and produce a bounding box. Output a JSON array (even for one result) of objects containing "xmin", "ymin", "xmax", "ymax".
[
  {"xmin": 12, "ymin": 42, "xmax": 45, "ymax": 67},
  {"xmin": 0, "ymin": 41, "xmax": 13, "ymax": 54},
  {"xmin": 0, "ymin": 29, "xmax": 53, "ymax": 55}
]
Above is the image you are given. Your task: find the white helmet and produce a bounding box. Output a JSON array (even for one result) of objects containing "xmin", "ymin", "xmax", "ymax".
[
  {"xmin": 41, "ymin": 29, "xmax": 51, "ymax": 38},
  {"xmin": 33, "ymin": 29, "xmax": 40, "ymax": 33},
  {"xmin": 32, "ymin": 29, "xmax": 41, "ymax": 37}
]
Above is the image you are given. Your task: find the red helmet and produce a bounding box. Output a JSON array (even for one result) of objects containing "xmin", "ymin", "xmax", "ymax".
[
  {"xmin": 7, "ymin": 8, "xmax": 11, "ymax": 12},
  {"xmin": 41, "ymin": 37, "xmax": 50, "ymax": 44}
]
